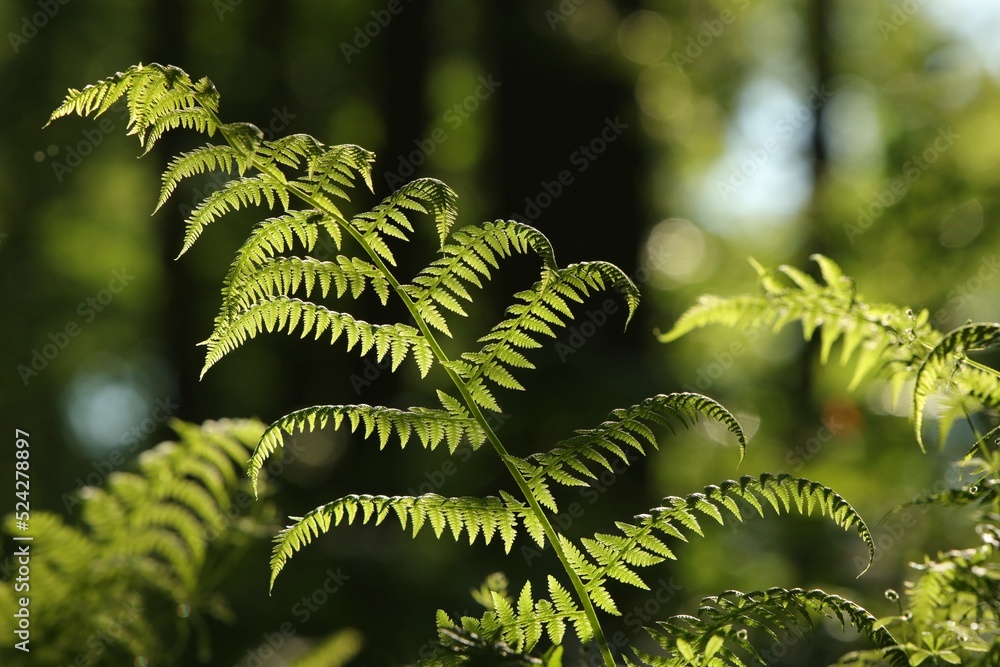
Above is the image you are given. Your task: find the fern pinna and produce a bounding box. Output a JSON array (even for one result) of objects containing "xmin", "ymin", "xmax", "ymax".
[{"xmin": 51, "ymin": 64, "xmax": 892, "ymax": 665}]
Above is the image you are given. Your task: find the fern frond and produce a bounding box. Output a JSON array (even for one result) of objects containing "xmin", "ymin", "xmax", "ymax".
[
  {"xmin": 352, "ymin": 177, "xmax": 458, "ymax": 250},
  {"xmin": 248, "ymin": 403, "xmax": 487, "ymax": 493},
  {"xmin": 48, "ymin": 63, "xmax": 221, "ymax": 152},
  {"xmin": 438, "ymin": 576, "xmax": 592, "ymax": 654},
  {"xmin": 906, "ymin": 529, "xmax": 999, "ymax": 628},
  {"xmin": 269, "ymin": 494, "xmax": 521, "ymax": 590},
  {"xmin": 157, "ymin": 143, "xmax": 247, "ymax": 210},
  {"xmin": 256, "ymin": 133, "xmax": 325, "ymax": 170},
  {"xmin": 48, "ymin": 66, "xmax": 136, "ymax": 122},
  {"xmin": 450, "ymin": 262, "xmax": 640, "ymax": 411},
  {"xmin": 517, "ymin": 393, "xmax": 747, "ymax": 495},
  {"xmin": 179, "ymin": 174, "xmax": 290, "ymax": 256},
  {"xmin": 913, "ymin": 323, "xmax": 1000, "ymax": 450},
  {"xmin": 213, "ymin": 210, "xmax": 333, "ymax": 327},
  {"xmin": 662, "ymin": 255, "xmax": 1000, "ymax": 451},
  {"xmin": 296, "ymin": 141, "xmax": 375, "ymax": 198},
  {"xmin": 568, "ymin": 474, "xmax": 875, "ymax": 605},
  {"xmin": 636, "ymin": 587, "xmax": 905, "ymax": 667},
  {"xmin": 659, "ymin": 254, "xmax": 936, "ymax": 392},
  {"xmin": 199, "ymin": 296, "xmax": 432, "ymax": 377},
  {"xmin": 901, "ymin": 478, "xmax": 999, "ymax": 511},
  {"xmin": 405, "ymin": 220, "xmax": 558, "ymax": 337},
  {"xmin": 223, "ymin": 255, "xmax": 391, "ymax": 325}
]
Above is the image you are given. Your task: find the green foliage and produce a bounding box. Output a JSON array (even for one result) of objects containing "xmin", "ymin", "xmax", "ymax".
[
  {"xmin": 0, "ymin": 419, "xmax": 272, "ymax": 666},
  {"xmin": 633, "ymin": 587, "xmax": 904, "ymax": 667},
  {"xmin": 514, "ymin": 393, "xmax": 747, "ymax": 498},
  {"xmin": 661, "ymin": 254, "xmax": 1000, "ymax": 451},
  {"xmin": 665, "ymin": 257, "xmax": 1000, "ymax": 665},
  {"xmin": 51, "ymin": 64, "xmax": 897, "ymax": 666}
]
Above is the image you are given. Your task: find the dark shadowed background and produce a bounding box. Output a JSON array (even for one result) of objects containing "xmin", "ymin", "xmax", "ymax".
[{"xmin": 3, "ymin": 0, "xmax": 1000, "ymax": 664}]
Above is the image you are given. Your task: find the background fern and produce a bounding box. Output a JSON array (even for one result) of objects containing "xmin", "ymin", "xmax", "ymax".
[
  {"xmin": 660, "ymin": 254, "xmax": 1000, "ymax": 451},
  {"xmin": 0, "ymin": 419, "xmax": 271, "ymax": 665},
  {"xmin": 664, "ymin": 256, "xmax": 1000, "ymax": 665}
]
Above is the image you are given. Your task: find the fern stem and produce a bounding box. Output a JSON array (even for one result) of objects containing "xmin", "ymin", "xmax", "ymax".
[
  {"xmin": 207, "ymin": 116, "xmax": 616, "ymax": 664},
  {"xmin": 319, "ymin": 197, "xmax": 616, "ymax": 664},
  {"xmin": 307, "ymin": 194, "xmax": 615, "ymax": 665}
]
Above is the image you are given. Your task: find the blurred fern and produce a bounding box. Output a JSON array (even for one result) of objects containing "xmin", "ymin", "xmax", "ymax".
[
  {"xmin": 660, "ymin": 254, "xmax": 1000, "ymax": 452},
  {"xmin": 0, "ymin": 419, "xmax": 273, "ymax": 666},
  {"xmin": 664, "ymin": 255, "xmax": 1000, "ymax": 665},
  {"xmin": 50, "ymin": 64, "xmax": 899, "ymax": 666}
]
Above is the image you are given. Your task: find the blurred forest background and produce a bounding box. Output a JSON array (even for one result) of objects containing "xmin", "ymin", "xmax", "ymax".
[{"xmin": 2, "ymin": 0, "xmax": 1000, "ymax": 664}]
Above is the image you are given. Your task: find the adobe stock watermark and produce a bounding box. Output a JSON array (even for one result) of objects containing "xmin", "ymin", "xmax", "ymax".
[
  {"xmin": 513, "ymin": 116, "xmax": 628, "ymax": 223},
  {"xmin": 878, "ymin": 0, "xmax": 927, "ymax": 40},
  {"xmin": 17, "ymin": 268, "xmax": 136, "ymax": 386},
  {"xmin": 383, "ymin": 74, "xmax": 502, "ymax": 189},
  {"xmin": 8, "ymin": 0, "xmax": 71, "ymax": 54},
  {"xmin": 852, "ymin": 510, "xmax": 917, "ymax": 572},
  {"xmin": 554, "ymin": 299, "xmax": 620, "ymax": 362},
  {"xmin": 339, "ymin": 0, "xmax": 414, "ymax": 63},
  {"xmin": 844, "ymin": 126, "xmax": 958, "ymax": 244},
  {"xmin": 783, "ymin": 417, "xmax": 845, "ymax": 472},
  {"xmin": 671, "ymin": 0, "xmax": 750, "ymax": 69},
  {"xmin": 545, "ymin": 0, "xmax": 588, "ymax": 30},
  {"xmin": 716, "ymin": 84, "xmax": 834, "ymax": 201},
  {"xmin": 58, "ymin": 599, "xmax": 143, "ymax": 666}
]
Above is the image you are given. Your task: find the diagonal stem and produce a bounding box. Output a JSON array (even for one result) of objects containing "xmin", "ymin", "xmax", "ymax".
[{"xmin": 205, "ymin": 115, "xmax": 616, "ymax": 665}]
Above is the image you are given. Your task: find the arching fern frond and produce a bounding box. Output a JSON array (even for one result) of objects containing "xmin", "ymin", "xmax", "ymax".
[
  {"xmin": 47, "ymin": 63, "xmax": 221, "ymax": 151},
  {"xmin": 179, "ymin": 174, "xmax": 291, "ymax": 256},
  {"xmin": 661, "ymin": 254, "xmax": 1000, "ymax": 451},
  {"xmin": 199, "ymin": 297, "xmax": 433, "ymax": 377},
  {"xmin": 634, "ymin": 587, "xmax": 905, "ymax": 667},
  {"xmin": 404, "ymin": 220, "xmax": 558, "ymax": 337},
  {"xmin": 157, "ymin": 143, "xmax": 248, "ymax": 210},
  {"xmin": 565, "ymin": 474, "xmax": 875, "ymax": 609},
  {"xmin": 269, "ymin": 494, "xmax": 521, "ymax": 590},
  {"xmin": 351, "ymin": 177, "xmax": 458, "ymax": 252},
  {"xmin": 51, "ymin": 64, "xmax": 902, "ymax": 667},
  {"xmin": 293, "ymin": 141, "xmax": 375, "ymax": 202},
  {"xmin": 913, "ymin": 323, "xmax": 1000, "ymax": 450},
  {"xmin": 899, "ymin": 478, "xmax": 999, "ymax": 511},
  {"xmin": 225, "ymin": 255, "xmax": 391, "ymax": 316},
  {"xmin": 660, "ymin": 254, "xmax": 936, "ymax": 392},
  {"xmin": 248, "ymin": 403, "xmax": 487, "ymax": 493},
  {"xmin": 516, "ymin": 393, "xmax": 747, "ymax": 497},
  {"xmin": 448, "ymin": 262, "xmax": 640, "ymax": 411}
]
